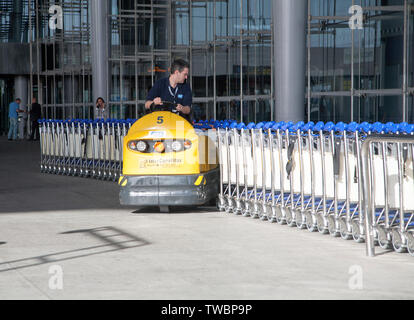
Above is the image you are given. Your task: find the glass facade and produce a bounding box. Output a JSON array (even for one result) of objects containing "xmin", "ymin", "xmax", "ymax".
[
  {"xmin": 107, "ymin": 0, "xmax": 272, "ymax": 122},
  {"xmin": 29, "ymin": 0, "xmax": 92, "ymax": 119},
  {"xmin": 26, "ymin": 0, "xmax": 271, "ymax": 121},
  {"xmin": 307, "ymin": 0, "xmax": 414, "ymax": 123},
  {"xmin": 9, "ymin": 0, "xmax": 412, "ymax": 123}
]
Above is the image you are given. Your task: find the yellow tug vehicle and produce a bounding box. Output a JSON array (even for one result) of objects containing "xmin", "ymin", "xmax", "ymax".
[{"xmin": 119, "ymin": 102, "xmax": 219, "ymax": 211}]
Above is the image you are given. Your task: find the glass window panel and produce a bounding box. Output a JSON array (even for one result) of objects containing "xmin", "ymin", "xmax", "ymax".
[
  {"xmin": 174, "ymin": 1, "xmax": 189, "ymax": 45},
  {"xmin": 353, "ymin": 95, "xmax": 403, "ymax": 123},
  {"xmin": 256, "ymin": 99, "xmax": 271, "ymax": 123},
  {"xmin": 409, "ymin": 8, "xmax": 414, "ymax": 87},
  {"xmin": 120, "ymin": 17, "xmax": 136, "ymax": 57},
  {"xmin": 137, "ymin": 61, "xmax": 153, "ymax": 100},
  {"xmin": 309, "ymin": 96, "xmax": 352, "ymax": 123},
  {"xmin": 121, "ymin": 61, "xmax": 136, "ymax": 101},
  {"xmin": 110, "ymin": 61, "xmax": 120, "ymax": 102},
  {"xmin": 110, "ymin": 16, "xmax": 120, "ymax": 59},
  {"xmin": 216, "ymin": 101, "xmax": 228, "ymax": 120},
  {"xmin": 356, "ymin": 9, "xmax": 404, "ymax": 90},
  {"xmin": 192, "ymin": 102, "xmax": 207, "ymax": 122},
  {"xmin": 407, "ymin": 96, "xmax": 414, "ymax": 123},
  {"xmin": 192, "ymin": 50, "xmax": 207, "ymax": 97},
  {"xmin": 192, "ymin": 2, "xmax": 208, "ymax": 43}
]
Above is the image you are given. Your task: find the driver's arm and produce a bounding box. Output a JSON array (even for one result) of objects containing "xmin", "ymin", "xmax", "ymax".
[
  {"xmin": 145, "ymin": 81, "xmax": 162, "ymax": 110},
  {"xmin": 145, "ymin": 97, "xmax": 162, "ymax": 110},
  {"xmin": 176, "ymin": 104, "xmax": 191, "ymax": 115},
  {"xmin": 144, "ymin": 100, "xmax": 152, "ymax": 110}
]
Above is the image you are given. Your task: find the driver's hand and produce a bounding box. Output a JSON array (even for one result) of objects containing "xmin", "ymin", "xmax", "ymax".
[
  {"xmin": 176, "ymin": 104, "xmax": 183, "ymax": 112},
  {"xmin": 153, "ymin": 97, "xmax": 162, "ymax": 105}
]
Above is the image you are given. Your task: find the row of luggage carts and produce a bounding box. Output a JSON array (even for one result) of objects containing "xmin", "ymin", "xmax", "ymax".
[
  {"xmin": 213, "ymin": 120, "xmax": 414, "ymax": 257},
  {"xmin": 38, "ymin": 119, "xmax": 135, "ymax": 181},
  {"xmin": 38, "ymin": 117, "xmax": 414, "ymax": 257}
]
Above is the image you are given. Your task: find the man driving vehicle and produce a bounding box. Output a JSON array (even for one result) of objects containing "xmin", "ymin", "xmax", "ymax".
[{"xmin": 145, "ymin": 59, "xmax": 192, "ymax": 122}]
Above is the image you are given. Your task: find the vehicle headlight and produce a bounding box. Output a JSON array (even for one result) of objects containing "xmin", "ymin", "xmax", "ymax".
[
  {"xmin": 171, "ymin": 141, "xmax": 183, "ymax": 152},
  {"xmin": 136, "ymin": 140, "xmax": 148, "ymax": 152}
]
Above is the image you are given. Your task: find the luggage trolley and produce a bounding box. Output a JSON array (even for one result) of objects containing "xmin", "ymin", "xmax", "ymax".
[{"xmin": 364, "ymin": 124, "xmax": 414, "ymax": 254}]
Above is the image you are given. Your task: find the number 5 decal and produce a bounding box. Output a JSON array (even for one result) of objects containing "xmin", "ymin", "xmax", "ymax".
[{"xmin": 157, "ymin": 116, "xmax": 164, "ymax": 124}]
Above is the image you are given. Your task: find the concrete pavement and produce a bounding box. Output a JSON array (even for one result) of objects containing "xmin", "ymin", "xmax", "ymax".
[{"xmin": 1, "ymin": 136, "xmax": 414, "ymax": 300}]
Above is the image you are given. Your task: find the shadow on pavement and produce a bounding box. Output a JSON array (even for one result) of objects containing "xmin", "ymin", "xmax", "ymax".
[
  {"xmin": 132, "ymin": 206, "xmax": 218, "ymax": 214},
  {"xmin": 0, "ymin": 226, "xmax": 150, "ymax": 273},
  {"xmin": 0, "ymin": 137, "xmax": 124, "ymax": 214}
]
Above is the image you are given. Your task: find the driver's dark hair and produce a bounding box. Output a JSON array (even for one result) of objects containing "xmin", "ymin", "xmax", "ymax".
[{"xmin": 170, "ymin": 59, "xmax": 189, "ymax": 74}]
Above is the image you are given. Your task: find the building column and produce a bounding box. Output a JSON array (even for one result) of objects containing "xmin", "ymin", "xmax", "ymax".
[
  {"xmin": 273, "ymin": 0, "xmax": 307, "ymax": 122},
  {"xmin": 15, "ymin": 75, "xmax": 28, "ymax": 139},
  {"xmin": 14, "ymin": 75, "xmax": 28, "ymax": 107},
  {"xmin": 91, "ymin": 0, "xmax": 109, "ymax": 114}
]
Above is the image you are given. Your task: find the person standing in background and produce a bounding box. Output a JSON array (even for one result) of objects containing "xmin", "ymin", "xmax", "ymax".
[
  {"xmin": 17, "ymin": 101, "xmax": 28, "ymax": 140},
  {"xmin": 95, "ymin": 97, "xmax": 109, "ymax": 120},
  {"xmin": 29, "ymin": 97, "xmax": 41, "ymax": 141},
  {"xmin": 8, "ymin": 98, "xmax": 21, "ymax": 141}
]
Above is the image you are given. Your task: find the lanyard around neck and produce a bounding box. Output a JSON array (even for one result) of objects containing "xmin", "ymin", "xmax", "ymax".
[{"xmin": 168, "ymin": 85, "xmax": 178, "ymax": 98}]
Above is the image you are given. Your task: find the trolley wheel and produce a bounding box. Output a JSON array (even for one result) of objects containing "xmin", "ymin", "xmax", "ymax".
[
  {"xmin": 250, "ymin": 202, "xmax": 260, "ymax": 219},
  {"xmin": 351, "ymin": 220, "xmax": 364, "ymax": 243},
  {"xmin": 339, "ymin": 218, "xmax": 352, "ymax": 240},
  {"xmin": 392, "ymin": 229, "xmax": 407, "ymax": 253},
  {"xmin": 217, "ymin": 196, "xmax": 226, "ymax": 212},
  {"xmin": 328, "ymin": 216, "xmax": 340, "ymax": 237},
  {"xmin": 266, "ymin": 205, "xmax": 274, "ymax": 221},
  {"xmin": 242, "ymin": 201, "xmax": 251, "ymax": 217},
  {"xmin": 377, "ymin": 226, "xmax": 392, "ymax": 250},
  {"xmin": 285, "ymin": 208, "xmax": 296, "ymax": 227},
  {"xmin": 275, "ymin": 207, "xmax": 285, "ymax": 225},
  {"xmin": 232, "ymin": 206, "xmax": 243, "ymax": 215},
  {"xmin": 259, "ymin": 205, "xmax": 270, "ymax": 221},
  {"xmin": 407, "ymin": 232, "xmax": 414, "ymax": 257},
  {"xmin": 296, "ymin": 212, "xmax": 306, "ymax": 230},
  {"xmin": 306, "ymin": 213, "xmax": 317, "ymax": 232},
  {"xmin": 257, "ymin": 205, "xmax": 266, "ymax": 220},
  {"xmin": 266, "ymin": 206, "xmax": 275, "ymax": 223},
  {"xmin": 316, "ymin": 215, "xmax": 328, "ymax": 234}
]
